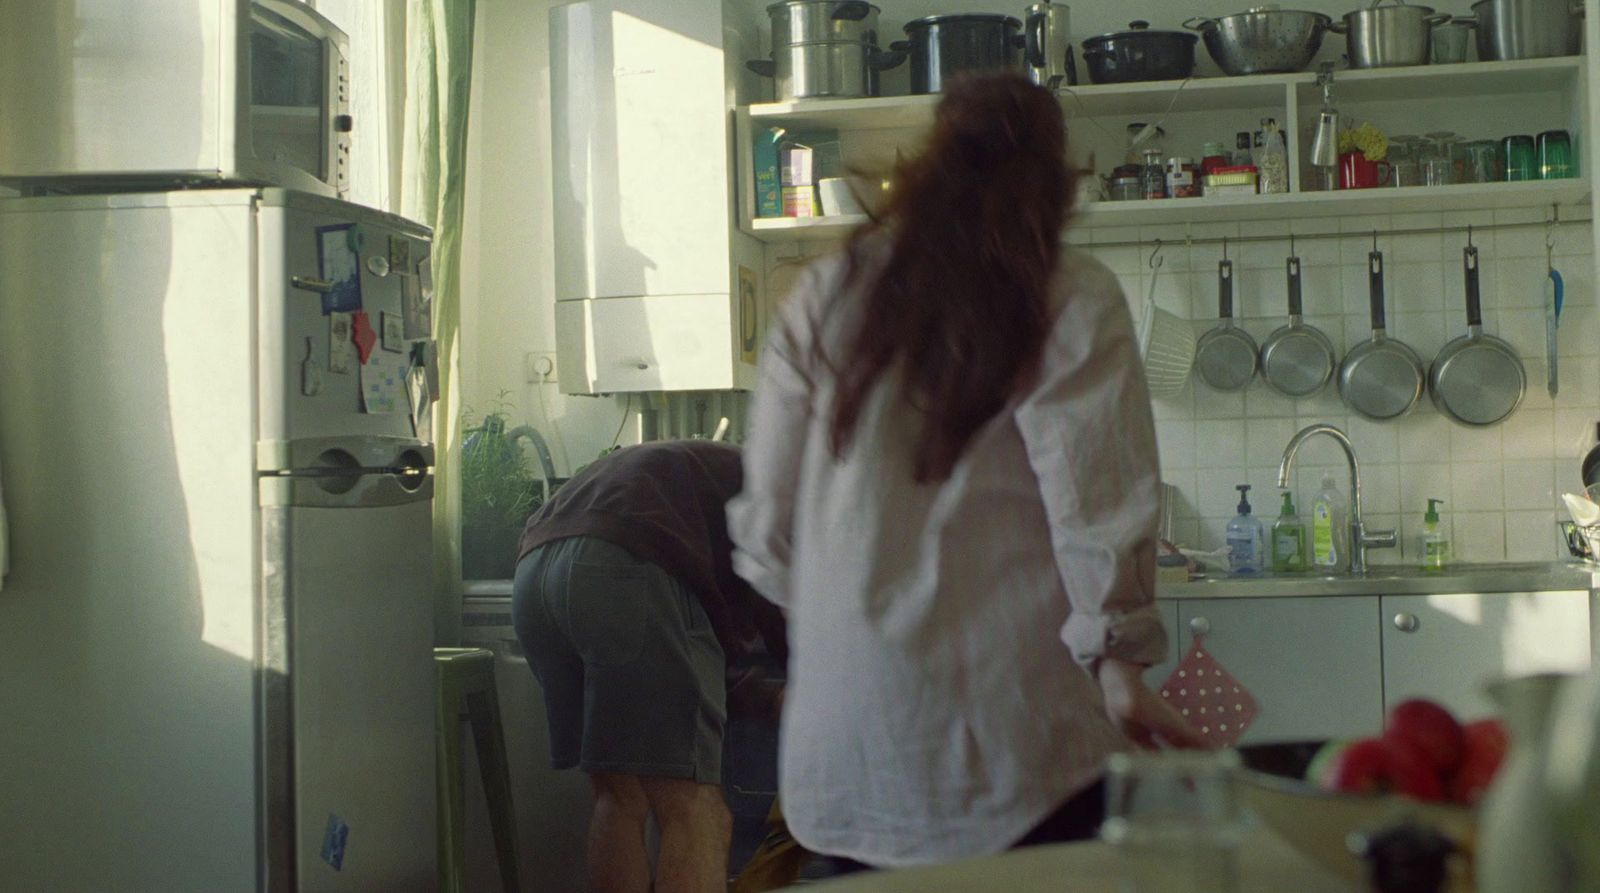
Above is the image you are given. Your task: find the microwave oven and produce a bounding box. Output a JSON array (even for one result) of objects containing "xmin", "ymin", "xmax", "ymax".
[{"xmin": 0, "ymin": 0, "xmax": 350, "ymax": 199}]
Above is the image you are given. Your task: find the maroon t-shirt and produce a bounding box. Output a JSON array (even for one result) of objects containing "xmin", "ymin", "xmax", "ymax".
[{"xmin": 516, "ymin": 441, "xmax": 787, "ymax": 708}]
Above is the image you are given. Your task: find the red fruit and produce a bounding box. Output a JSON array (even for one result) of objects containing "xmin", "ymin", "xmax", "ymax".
[
  {"xmin": 1386, "ymin": 699, "xmax": 1466, "ymax": 775},
  {"xmin": 1451, "ymin": 718, "xmax": 1510, "ymax": 806},
  {"xmin": 1319, "ymin": 735, "xmax": 1446, "ymax": 802},
  {"xmin": 1383, "ymin": 738, "xmax": 1447, "ymax": 801},
  {"xmin": 1320, "ymin": 737, "xmax": 1392, "ymax": 793}
]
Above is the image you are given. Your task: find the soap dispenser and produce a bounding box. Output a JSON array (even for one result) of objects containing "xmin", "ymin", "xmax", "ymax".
[
  {"xmin": 1311, "ymin": 473, "xmax": 1348, "ymax": 572},
  {"xmin": 1272, "ymin": 490, "xmax": 1308, "ymax": 572},
  {"xmin": 1422, "ymin": 498, "xmax": 1450, "ymax": 571},
  {"xmin": 1226, "ymin": 484, "xmax": 1266, "ymax": 574}
]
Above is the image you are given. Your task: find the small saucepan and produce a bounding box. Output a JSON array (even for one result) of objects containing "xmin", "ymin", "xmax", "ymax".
[
  {"xmin": 1259, "ymin": 251, "xmax": 1337, "ymax": 398},
  {"xmin": 1428, "ymin": 245, "xmax": 1526, "ymax": 427},
  {"xmin": 1339, "ymin": 249, "xmax": 1425, "ymax": 420},
  {"xmin": 1194, "ymin": 256, "xmax": 1258, "ymax": 391}
]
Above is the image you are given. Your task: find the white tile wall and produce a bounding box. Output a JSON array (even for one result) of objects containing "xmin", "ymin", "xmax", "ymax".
[{"xmin": 1092, "ymin": 207, "xmax": 1599, "ymax": 565}]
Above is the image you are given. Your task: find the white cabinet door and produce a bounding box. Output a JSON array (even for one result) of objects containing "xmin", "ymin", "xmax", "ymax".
[
  {"xmin": 1145, "ymin": 600, "xmax": 1182, "ymax": 690},
  {"xmin": 1177, "ymin": 597, "xmax": 1383, "ymax": 745},
  {"xmin": 1382, "ymin": 591, "xmax": 1593, "ymax": 720}
]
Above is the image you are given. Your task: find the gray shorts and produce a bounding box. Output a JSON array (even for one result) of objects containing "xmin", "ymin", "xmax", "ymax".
[{"xmin": 512, "ymin": 536, "xmax": 727, "ymax": 784}]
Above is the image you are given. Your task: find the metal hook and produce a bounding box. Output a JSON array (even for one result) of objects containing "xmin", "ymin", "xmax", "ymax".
[
  {"xmin": 1222, "ymin": 236, "xmax": 1229, "ymax": 261},
  {"xmin": 1467, "ymin": 224, "xmax": 1474, "ymax": 249},
  {"xmin": 1546, "ymin": 214, "xmax": 1557, "ymax": 252},
  {"xmin": 1149, "ymin": 239, "xmax": 1165, "ymax": 270},
  {"xmin": 1289, "ymin": 233, "xmax": 1296, "ymax": 257},
  {"xmin": 1372, "ymin": 230, "xmax": 1378, "ymax": 252}
]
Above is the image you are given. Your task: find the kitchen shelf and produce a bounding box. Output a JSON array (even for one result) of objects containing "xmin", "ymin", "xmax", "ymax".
[
  {"xmin": 745, "ymin": 55, "xmax": 1586, "ymax": 131},
  {"xmin": 742, "ymin": 179, "xmax": 1590, "ymax": 242}
]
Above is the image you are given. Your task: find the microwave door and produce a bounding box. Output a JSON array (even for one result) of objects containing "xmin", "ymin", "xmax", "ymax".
[{"xmin": 243, "ymin": 0, "xmax": 350, "ymax": 198}]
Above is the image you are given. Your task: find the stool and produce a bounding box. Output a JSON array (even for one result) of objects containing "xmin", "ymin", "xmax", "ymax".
[{"xmin": 435, "ymin": 647, "xmax": 521, "ymax": 893}]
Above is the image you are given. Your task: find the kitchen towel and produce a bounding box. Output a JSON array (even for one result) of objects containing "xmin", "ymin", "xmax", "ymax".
[{"xmin": 1160, "ymin": 640, "xmax": 1260, "ymax": 749}]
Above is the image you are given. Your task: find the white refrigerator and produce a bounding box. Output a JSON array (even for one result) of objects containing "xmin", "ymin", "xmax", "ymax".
[{"xmin": 0, "ymin": 188, "xmax": 437, "ymax": 890}]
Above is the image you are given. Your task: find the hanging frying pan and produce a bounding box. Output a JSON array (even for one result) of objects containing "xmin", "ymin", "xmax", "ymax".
[
  {"xmin": 1259, "ymin": 251, "xmax": 1336, "ymax": 398},
  {"xmin": 1338, "ymin": 249, "xmax": 1425, "ymax": 420},
  {"xmin": 1428, "ymin": 245, "xmax": 1526, "ymax": 427},
  {"xmin": 1194, "ymin": 256, "xmax": 1258, "ymax": 391}
]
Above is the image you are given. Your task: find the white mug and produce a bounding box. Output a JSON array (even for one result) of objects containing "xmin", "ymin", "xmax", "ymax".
[{"xmin": 817, "ymin": 177, "xmax": 863, "ymax": 217}]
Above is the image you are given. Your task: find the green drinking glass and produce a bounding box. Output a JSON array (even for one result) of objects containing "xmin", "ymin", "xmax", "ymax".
[
  {"xmin": 1503, "ymin": 135, "xmax": 1536, "ymax": 182},
  {"xmin": 1538, "ymin": 130, "xmax": 1575, "ymax": 180}
]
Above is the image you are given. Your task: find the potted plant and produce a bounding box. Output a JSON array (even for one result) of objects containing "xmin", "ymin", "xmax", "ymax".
[{"xmin": 460, "ymin": 400, "xmax": 542, "ymax": 580}]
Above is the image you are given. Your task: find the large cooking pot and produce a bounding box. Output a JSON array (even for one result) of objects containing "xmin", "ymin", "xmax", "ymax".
[
  {"xmin": 893, "ymin": 14, "xmax": 1025, "ymax": 95},
  {"xmin": 1184, "ymin": 8, "xmax": 1334, "ymax": 75},
  {"xmin": 747, "ymin": 0, "xmax": 906, "ymax": 99},
  {"xmin": 1081, "ymin": 21, "xmax": 1198, "ymax": 84},
  {"xmin": 1465, "ymin": 0, "xmax": 1582, "ymax": 60},
  {"xmin": 766, "ymin": 0, "xmax": 880, "ymax": 45},
  {"xmin": 1330, "ymin": 0, "xmax": 1451, "ymax": 69}
]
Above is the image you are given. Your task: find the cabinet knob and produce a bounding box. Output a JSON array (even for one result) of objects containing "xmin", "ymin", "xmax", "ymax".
[
  {"xmin": 1393, "ymin": 612, "xmax": 1420, "ymax": 633},
  {"xmin": 1189, "ymin": 616, "xmax": 1211, "ymax": 636}
]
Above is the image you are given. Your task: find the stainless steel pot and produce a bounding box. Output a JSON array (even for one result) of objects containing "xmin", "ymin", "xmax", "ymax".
[
  {"xmin": 766, "ymin": 0, "xmax": 881, "ymax": 46},
  {"xmin": 1184, "ymin": 8, "xmax": 1334, "ymax": 76},
  {"xmin": 1026, "ymin": 1, "xmax": 1078, "ymax": 89},
  {"xmin": 1331, "ymin": 0, "xmax": 1451, "ymax": 69},
  {"xmin": 748, "ymin": 0, "xmax": 906, "ymax": 100},
  {"xmin": 1465, "ymin": 0, "xmax": 1582, "ymax": 60},
  {"xmin": 748, "ymin": 43, "xmax": 906, "ymax": 100}
]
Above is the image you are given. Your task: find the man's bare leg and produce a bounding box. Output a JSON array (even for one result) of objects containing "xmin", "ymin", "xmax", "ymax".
[
  {"xmin": 587, "ymin": 773, "xmax": 652, "ymax": 893},
  {"xmin": 640, "ymin": 776, "xmax": 732, "ymax": 893}
]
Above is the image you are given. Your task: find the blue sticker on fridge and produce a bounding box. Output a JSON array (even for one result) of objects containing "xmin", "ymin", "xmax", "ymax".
[
  {"xmin": 321, "ymin": 814, "xmax": 349, "ymax": 870},
  {"xmin": 316, "ymin": 223, "xmax": 363, "ymax": 315}
]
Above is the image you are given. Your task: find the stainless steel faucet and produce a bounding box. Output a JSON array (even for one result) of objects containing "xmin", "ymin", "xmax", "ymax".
[{"xmin": 1277, "ymin": 424, "xmax": 1398, "ymax": 574}]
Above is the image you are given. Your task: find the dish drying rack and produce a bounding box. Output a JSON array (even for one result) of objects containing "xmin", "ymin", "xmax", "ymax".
[{"xmin": 1560, "ymin": 521, "xmax": 1599, "ymax": 561}]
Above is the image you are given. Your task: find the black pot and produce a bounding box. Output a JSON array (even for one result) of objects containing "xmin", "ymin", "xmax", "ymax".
[
  {"xmin": 1081, "ymin": 20, "xmax": 1197, "ymax": 84},
  {"xmin": 892, "ymin": 14, "xmax": 1025, "ymax": 95}
]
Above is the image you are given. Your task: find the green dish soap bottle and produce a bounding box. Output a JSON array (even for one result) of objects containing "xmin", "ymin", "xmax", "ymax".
[
  {"xmin": 1272, "ymin": 490, "xmax": 1308, "ymax": 572},
  {"xmin": 1422, "ymin": 498, "xmax": 1450, "ymax": 571}
]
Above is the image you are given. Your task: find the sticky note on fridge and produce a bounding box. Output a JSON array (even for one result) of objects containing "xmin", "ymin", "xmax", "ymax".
[
  {"xmin": 316, "ymin": 223, "xmax": 362, "ymax": 314},
  {"xmin": 360, "ymin": 350, "xmax": 404, "ymax": 414}
]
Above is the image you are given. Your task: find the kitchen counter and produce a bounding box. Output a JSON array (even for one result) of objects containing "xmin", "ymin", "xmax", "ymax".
[
  {"xmin": 1158, "ymin": 561, "xmax": 1596, "ymax": 599},
  {"xmin": 468, "ymin": 562, "xmax": 1600, "ymax": 603}
]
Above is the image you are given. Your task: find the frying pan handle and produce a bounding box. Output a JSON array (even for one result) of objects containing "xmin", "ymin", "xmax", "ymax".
[
  {"xmin": 1218, "ymin": 259, "xmax": 1235, "ymax": 321},
  {"xmin": 1286, "ymin": 257, "xmax": 1303, "ymax": 317},
  {"xmin": 1368, "ymin": 251, "xmax": 1387, "ymax": 332},
  {"xmin": 1463, "ymin": 246, "xmax": 1483, "ymax": 327}
]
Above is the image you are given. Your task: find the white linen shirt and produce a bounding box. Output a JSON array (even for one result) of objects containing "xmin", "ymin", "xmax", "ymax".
[{"xmin": 727, "ymin": 244, "xmax": 1169, "ymax": 868}]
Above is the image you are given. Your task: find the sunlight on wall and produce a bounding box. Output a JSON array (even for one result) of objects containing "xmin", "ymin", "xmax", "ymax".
[{"xmin": 1427, "ymin": 592, "xmax": 1483, "ymax": 626}]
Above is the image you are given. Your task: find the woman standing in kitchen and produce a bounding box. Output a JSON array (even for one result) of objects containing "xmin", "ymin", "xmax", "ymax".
[{"xmin": 727, "ymin": 73, "xmax": 1200, "ymax": 870}]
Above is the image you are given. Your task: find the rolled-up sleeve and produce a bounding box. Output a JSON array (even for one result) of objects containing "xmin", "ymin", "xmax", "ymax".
[
  {"xmin": 1015, "ymin": 259, "xmax": 1167, "ymax": 670},
  {"xmin": 727, "ymin": 267, "xmax": 821, "ymax": 609}
]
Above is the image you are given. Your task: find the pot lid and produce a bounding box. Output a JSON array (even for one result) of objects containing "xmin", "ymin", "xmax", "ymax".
[
  {"xmin": 766, "ymin": 0, "xmax": 881, "ymax": 12},
  {"xmin": 1087, "ymin": 20, "xmax": 1198, "ymax": 42},
  {"xmin": 905, "ymin": 13, "xmax": 1023, "ymax": 29}
]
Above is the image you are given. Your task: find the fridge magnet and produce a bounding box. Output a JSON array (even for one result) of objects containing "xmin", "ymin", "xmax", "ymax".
[
  {"xmin": 328, "ymin": 313, "xmax": 355, "ymax": 374},
  {"xmin": 360, "ymin": 349, "xmax": 404, "ymax": 414},
  {"xmin": 388, "ymin": 235, "xmax": 412, "ymax": 273},
  {"xmin": 366, "ymin": 254, "xmax": 390, "ymax": 277},
  {"xmin": 401, "ymin": 274, "xmax": 429, "ymax": 340},
  {"xmin": 316, "ymin": 223, "xmax": 363, "ymax": 315},
  {"xmin": 350, "ymin": 310, "xmax": 378, "ymax": 365},
  {"xmin": 321, "ymin": 814, "xmax": 349, "ymax": 871},
  {"xmin": 300, "ymin": 337, "xmax": 322, "ymax": 396},
  {"xmin": 381, "ymin": 312, "xmax": 405, "ymax": 353}
]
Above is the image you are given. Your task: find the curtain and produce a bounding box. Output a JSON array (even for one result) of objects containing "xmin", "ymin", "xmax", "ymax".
[{"xmin": 403, "ymin": 0, "xmax": 477, "ymax": 646}]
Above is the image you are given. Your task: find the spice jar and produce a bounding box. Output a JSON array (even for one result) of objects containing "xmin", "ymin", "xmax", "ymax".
[
  {"xmin": 1166, "ymin": 157, "xmax": 1199, "ymax": 198},
  {"xmin": 1141, "ymin": 149, "xmax": 1167, "ymax": 199},
  {"xmin": 1109, "ymin": 177, "xmax": 1143, "ymax": 201},
  {"xmin": 1201, "ymin": 142, "xmax": 1229, "ymax": 177}
]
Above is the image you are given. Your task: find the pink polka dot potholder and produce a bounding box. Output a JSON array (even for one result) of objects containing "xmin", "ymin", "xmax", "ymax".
[{"xmin": 1159, "ymin": 639, "xmax": 1260, "ymax": 748}]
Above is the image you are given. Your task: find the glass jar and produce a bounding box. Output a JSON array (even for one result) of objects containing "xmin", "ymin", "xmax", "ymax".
[
  {"xmin": 1109, "ymin": 177, "xmax": 1143, "ymax": 201},
  {"xmin": 1141, "ymin": 148, "xmax": 1168, "ymax": 199},
  {"xmin": 1388, "ymin": 135, "xmax": 1422, "ymax": 188},
  {"xmin": 1166, "ymin": 157, "xmax": 1200, "ymax": 198},
  {"xmin": 1503, "ymin": 134, "xmax": 1537, "ymax": 181}
]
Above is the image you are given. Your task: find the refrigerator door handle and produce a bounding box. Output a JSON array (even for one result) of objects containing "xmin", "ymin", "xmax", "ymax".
[{"xmin": 259, "ymin": 469, "xmax": 433, "ymax": 508}]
